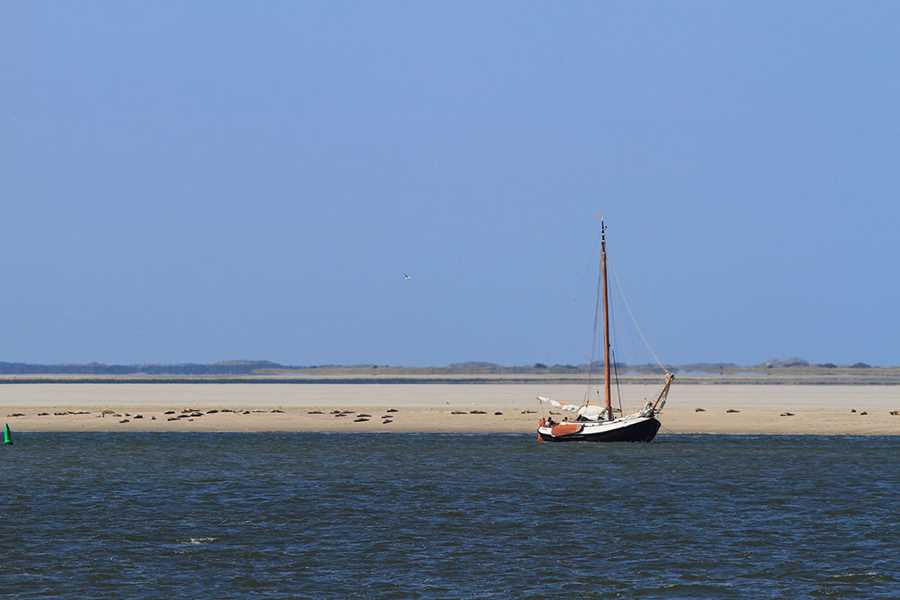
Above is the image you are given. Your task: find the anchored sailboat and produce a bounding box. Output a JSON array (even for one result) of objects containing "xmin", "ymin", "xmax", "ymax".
[{"xmin": 536, "ymin": 220, "xmax": 673, "ymax": 443}]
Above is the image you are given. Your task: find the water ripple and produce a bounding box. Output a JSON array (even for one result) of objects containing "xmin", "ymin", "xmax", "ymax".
[{"xmin": 0, "ymin": 433, "xmax": 897, "ymax": 598}]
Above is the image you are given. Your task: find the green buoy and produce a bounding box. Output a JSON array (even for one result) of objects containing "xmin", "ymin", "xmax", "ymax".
[{"xmin": 2, "ymin": 423, "xmax": 12, "ymax": 445}]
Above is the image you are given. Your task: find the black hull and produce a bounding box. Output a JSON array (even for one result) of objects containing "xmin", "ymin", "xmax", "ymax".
[{"xmin": 539, "ymin": 418, "xmax": 660, "ymax": 443}]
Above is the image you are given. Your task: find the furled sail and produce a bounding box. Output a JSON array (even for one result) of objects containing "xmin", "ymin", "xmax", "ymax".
[{"xmin": 576, "ymin": 405, "xmax": 604, "ymax": 421}]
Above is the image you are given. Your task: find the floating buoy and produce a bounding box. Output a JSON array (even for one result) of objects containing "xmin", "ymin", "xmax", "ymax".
[{"xmin": 2, "ymin": 423, "xmax": 12, "ymax": 445}]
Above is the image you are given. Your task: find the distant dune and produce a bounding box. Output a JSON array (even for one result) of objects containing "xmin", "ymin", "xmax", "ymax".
[{"xmin": 1, "ymin": 360, "xmax": 898, "ymax": 385}]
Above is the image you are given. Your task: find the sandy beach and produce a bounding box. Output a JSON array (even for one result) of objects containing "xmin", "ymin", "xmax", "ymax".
[{"xmin": 2, "ymin": 383, "xmax": 899, "ymax": 435}]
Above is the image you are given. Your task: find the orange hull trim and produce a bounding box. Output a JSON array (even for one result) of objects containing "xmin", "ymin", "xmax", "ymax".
[{"xmin": 550, "ymin": 423, "xmax": 583, "ymax": 437}]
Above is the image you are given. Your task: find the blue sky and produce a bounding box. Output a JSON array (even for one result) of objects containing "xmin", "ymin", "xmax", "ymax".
[{"xmin": 2, "ymin": 2, "xmax": 899, "ymax": 366}]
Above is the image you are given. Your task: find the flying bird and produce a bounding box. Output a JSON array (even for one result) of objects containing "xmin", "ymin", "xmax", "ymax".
[{"xmin": 402, "ymin": 273, "xmax": 411, "ymax": 280}]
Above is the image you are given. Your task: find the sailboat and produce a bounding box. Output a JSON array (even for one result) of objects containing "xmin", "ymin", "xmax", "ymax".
[{"xmin": 536, "ymin": 220, "xmax": 674, "ymax": 443}]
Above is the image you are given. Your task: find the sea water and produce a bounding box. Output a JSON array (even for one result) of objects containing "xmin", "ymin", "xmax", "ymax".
[{"xmin": 1, "ymin": 433, "xmax": 897, "ymax": 598}]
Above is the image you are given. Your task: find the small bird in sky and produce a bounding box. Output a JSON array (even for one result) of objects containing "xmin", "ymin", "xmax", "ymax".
[{"xmin": 402, "ymin": 273, "xmax": 411, "ymax": 280}]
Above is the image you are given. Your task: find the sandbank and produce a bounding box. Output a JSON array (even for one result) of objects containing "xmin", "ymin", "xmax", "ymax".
[{"xmin": 1, "ymin": 383, "xmax": 898, "ymax": 435}]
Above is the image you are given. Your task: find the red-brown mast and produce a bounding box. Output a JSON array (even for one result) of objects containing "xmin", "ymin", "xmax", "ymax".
[{"xmin": 601, "ymin": 221, "xmax": 613, "ymax": 421}]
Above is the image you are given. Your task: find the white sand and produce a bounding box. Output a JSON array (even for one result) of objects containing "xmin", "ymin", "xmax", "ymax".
[{"xmin": 1, "ymin": 384, "xmax": 899, "ymax": 435}]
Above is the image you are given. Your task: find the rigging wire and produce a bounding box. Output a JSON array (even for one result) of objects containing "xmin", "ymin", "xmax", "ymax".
[
  {"xmin": 584, "ymin": 237, "xmax": 604, "ymax": 406},
  {"xmin": 610, "ymin": 263, "xmax": 668, "ymax": 373},
  {"xmin": 611, "ymin": 346, "xmax": 624, "ymax": 415},
  {"xmin": 608, "ymin": 270, "xmax": 624, "ymax": 415}
]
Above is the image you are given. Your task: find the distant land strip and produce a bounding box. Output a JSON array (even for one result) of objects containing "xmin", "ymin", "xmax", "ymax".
[
  {"xmin": 1, "ymin": 359, "xmax": 898, "ymax": 384},
  {"xmin": 2, "ymin": 374, "xmax": 900, "ymax": 385},
  {"xmin": 0, "ymin": 358, "xmax": 891, "ymax": 374}
]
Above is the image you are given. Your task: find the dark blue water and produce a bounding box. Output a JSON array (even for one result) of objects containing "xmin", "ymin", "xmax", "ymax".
[{"xmin": 1, "ymin": 434, "xmax": 897, "ymax": 598}]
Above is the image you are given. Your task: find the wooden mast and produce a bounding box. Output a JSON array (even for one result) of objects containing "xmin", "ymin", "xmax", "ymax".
[{"xmin": 601, "ymin": 220, "xmax": 613, "ymax": 421}]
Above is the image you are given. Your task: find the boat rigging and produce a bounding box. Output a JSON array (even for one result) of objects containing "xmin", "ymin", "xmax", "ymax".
[{"xmin": 536, "ymin": 219, "xmax": 674, "ymax": 443}]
